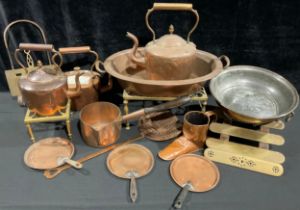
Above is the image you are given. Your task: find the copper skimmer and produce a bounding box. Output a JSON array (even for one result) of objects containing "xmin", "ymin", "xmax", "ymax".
[
  {"xmin": 24, "ymin": 137, "xmax": 82, "ymax": 170},
  {"xmin": 106, "ymin": 144, "xmax": 154, "ymax": 203},
  {"xmin": 170, "ymin": 154, "xmax": 220, "ymax": 209}
]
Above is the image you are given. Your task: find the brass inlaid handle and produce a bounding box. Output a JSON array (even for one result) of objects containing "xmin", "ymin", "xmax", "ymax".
[{"xmin": 145, "ymin": 3, "xmax": 199, "ymax": 42}]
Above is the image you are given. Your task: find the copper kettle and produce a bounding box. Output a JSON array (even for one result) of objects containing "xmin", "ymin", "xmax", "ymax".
[
  {"xmin": 15, "ymin": 43, "xmax": 81, "ymax": 116},
  {"xmin": 58, "ymin": 46, "xmax": 112, "ymax": 111},
  {"xmin": 127, "ymin": 3, "xmax": 199, "ymax": 80}
]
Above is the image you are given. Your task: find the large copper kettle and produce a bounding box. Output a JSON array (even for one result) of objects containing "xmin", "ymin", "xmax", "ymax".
[
  {"xmin": 15, "ymin": 43, "xmax": 81, "ymax": 116},
  {"xmin": 127, "ymin": 3, "xmax": 200, "ymax": 80}
]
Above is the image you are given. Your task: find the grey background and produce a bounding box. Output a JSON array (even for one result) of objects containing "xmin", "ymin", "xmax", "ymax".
[{"xmin": 0, "ymin": 92, "xmax": 300, "ymax": 210}]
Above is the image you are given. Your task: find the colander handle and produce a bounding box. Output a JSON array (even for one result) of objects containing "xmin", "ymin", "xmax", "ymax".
[{"xmin": 145, "ymin": 3, "xmax": 199, "ymax": 42}]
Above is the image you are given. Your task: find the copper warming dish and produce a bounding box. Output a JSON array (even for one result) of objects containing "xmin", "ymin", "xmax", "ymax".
[{"xmin": 104, "ymin": 48, "xmax": 228, "ymax": 97}]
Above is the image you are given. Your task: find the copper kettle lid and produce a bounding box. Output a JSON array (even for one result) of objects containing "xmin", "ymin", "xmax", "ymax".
[
  {"xmin": 27, "ymin": 62, "xmax": 60, "ymax": 83},
  {"xmin": 146, "ymin": 25, "xmax": 196, "ymax": 58}
]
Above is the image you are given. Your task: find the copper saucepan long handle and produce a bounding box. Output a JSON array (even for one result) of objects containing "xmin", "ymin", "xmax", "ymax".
[
  {"xmin": 121, "ymin": 95, "xmax": 192, "ymax": 122},
  {"xmin": 43, "ymin": 134, "xmax": 144, "ymax": 179}
]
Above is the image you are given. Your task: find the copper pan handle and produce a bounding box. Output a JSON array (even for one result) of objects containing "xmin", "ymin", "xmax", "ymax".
[
  {"xmin": 146, "ymin": 3, "xmax": 199, "ymax": 42},
  {"xmin": 173, "ymin": 182, "xmax": 192, "ymax": 209}
]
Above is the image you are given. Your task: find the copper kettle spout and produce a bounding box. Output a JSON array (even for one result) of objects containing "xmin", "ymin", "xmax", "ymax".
[
  {"xmin": 126, "ymin": 32, "xmax": 146, "ymax": 67},
  {"xmin": 65, "ymin": 72, "xmax": 82, "ymax": 98}
]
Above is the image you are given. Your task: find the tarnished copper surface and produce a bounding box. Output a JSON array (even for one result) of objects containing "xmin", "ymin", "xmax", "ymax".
[
  {"xmin": 170, "ymin": 154, "xmax": 220, "ymax": 192},
  {"xmin": 104, "ymin": 48, "xmax": 226, "ymax": 97},
  {"xmin": 24, "ymin": 137, "xmax": 74, "ymax": 170},
  {"xmin": 158, "ymin": 136, "xmax": 199, "ymax": 160},
  {"xmin": 80, "ymin": 102, "xmax": 122, "ymax": 147},
  {"xmin": 138, "ymin": 111, "xmax": 181, "ymax": 141},
  {"xmin": 106, "ymin": 144, "xmax": 154, "ymax": 179},
  {"xmin": 61, "ymin": 46, "xmax": 112, "ymax": 111},
  {"xmin": 16, "ymin": 44, "xmax": 82, "ymax": 116},
  {"xmin": 183, "ymin": 111, "xmax": 216, "ymax": 147}
]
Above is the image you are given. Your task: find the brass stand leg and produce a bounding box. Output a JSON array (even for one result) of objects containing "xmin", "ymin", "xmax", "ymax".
[
  {"xmin": 66, "ymin": 119, "xmax": 72, "ymax": 140},
  {"xmin": 26, "ymin": 123, "xmax": 35, "ymax": 143},
  {"xmin": 202, "ymin": 100, "xmax": 207, "ymax": 112},
  {"xmin": 123, "ymin": 99, "xmax": 130, "ymax": 130}
]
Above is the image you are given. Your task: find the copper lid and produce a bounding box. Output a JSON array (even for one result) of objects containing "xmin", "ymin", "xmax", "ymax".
[
  {"xmin": 146, "ymin": 25, "xmax": 196, "ymax": 58},
  {"xmin": 170, "ymin": 154, "xmax": 220, "ymax": 192}
]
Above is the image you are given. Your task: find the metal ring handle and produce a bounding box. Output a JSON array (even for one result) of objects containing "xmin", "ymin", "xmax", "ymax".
[
  {"xmin": 58, "ymin": 46, "xmax": 100, "ymax": 72},
  {"xmin": 14, "ymin": 44, "xmax": 62, "ymax": 74},
  {"xmin": 3, "ymin": 19, "xmax": 51, "ymax": 69},
  {"xmin": 145, "ymin": 3, "xmax": 199, "ymax": 42}
]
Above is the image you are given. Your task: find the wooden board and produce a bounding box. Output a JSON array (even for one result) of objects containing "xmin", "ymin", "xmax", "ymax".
[
  {"xmin": 206, "ymin": 138, "xmax": 285, "ymax": 163},
  {"xmin": 204, "ymin": 148, "xmax": 284, "ymax": 176},
  {"xmin": 209, "ymin": 123, "xmax": 285, "ymax": 146}
]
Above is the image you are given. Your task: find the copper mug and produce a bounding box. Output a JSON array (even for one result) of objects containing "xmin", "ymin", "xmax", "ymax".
[{"xmin": 183, "ymin": 111, "xmax": 216, "ymax": 147}]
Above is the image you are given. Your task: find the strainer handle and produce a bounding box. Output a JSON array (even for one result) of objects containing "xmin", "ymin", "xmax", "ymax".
[
  {"xmin": 173, "ymin": 183, "xmax": 191, "ymax": 209},
  {"xmin": 145, "ymin": 3, "xmax": 199, "ymax": 42}
]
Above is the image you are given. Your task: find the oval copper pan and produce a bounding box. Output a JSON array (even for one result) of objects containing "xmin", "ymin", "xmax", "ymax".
[
  {"xmin": 170, "ymin": 154, "xmax": 220, "ymax": 192},
  {"xmin": 24, "ymin": 137, "xmax": 74, "ymax": 170},
  {"xmin": 106, "ymin": 144, "xmax": 154, "ymax": 179}
]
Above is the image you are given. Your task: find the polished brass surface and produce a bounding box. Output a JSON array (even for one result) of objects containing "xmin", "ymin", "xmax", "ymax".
[
  {"xmin": 104, "ymin": 48, "xmax": 226, "ymax": 97},
  {"xmin": 24, "ymin": 100, "xmax": 72, "ymax": 142},
  {"xmin": 16, "ymin": 44, "xmax": 81, "ymax": 116}
]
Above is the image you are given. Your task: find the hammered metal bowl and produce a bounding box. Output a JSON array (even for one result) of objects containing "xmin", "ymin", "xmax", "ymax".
[{"xmin": 209, "ymin": 65, "xmax": 299, "ymax": 124}]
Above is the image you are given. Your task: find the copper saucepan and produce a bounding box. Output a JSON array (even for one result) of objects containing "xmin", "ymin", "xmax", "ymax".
[{"xmin": 80, "ymin": 95, "xmax": 192, "ymax": 147}]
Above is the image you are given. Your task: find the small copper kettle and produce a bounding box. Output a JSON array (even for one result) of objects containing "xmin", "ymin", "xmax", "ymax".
[
  {"xmin": 127, "ymin": 3, "xmax": 199, "ymax": 80},
  {"xmin": 15, "ymin": 43, "xmax": 81, "ymax": 116},
  {"xmin": 58, "ymin": 46, "xmax": 112, "ymax": 111}
]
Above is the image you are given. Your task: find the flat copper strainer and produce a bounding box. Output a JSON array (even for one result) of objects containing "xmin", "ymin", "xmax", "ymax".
[
  {"xmin": 106, "ymin": 144, "xmax": 154, "ymax": 202},
  {"xmin": 170, "ymin": 154, "xmax": 220, "ymax": 209},
  {"xmin": 138, "ymin": 111, "xmax": 182, "ymax": 141},
  {"xmin": 24, "ymin": 137, "xmax": 75, "ymax": 170}
]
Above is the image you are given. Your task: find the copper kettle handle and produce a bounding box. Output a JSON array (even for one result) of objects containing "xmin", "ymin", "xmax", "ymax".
[
  {"xmin": 145, "ymin": 3, "xmax": 199, "ymax": 42},
  {"xmin": 58, "ymin": 46, "xmax": 101, "ymax": 72},
  {"xmin": 3, "ymin": 19, "xmax": 51, "ymax": 70},
  {"xmin": 14, "ymin": 43, "xmax": 63, "ymax": 74}
]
